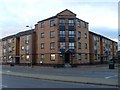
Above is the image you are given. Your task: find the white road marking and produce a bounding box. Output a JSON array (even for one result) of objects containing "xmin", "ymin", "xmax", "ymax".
[
  {"xmin": 0, "ymin": 85, "xmax": 8, "ymax": 87},
  {"xmin": 105, "ymin": 75, "xmax": 118, "ymax": 79}
]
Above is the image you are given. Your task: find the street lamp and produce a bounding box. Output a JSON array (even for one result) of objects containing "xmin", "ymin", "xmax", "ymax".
[{"xmin": 26, "ymin": 25, "xmax": 32, "ymax": 68}]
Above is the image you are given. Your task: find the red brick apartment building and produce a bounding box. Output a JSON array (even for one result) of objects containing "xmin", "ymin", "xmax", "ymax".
[
  {"xmin": 89, "ymin": 31, "xmax": 117, "ymax": 64},
  {"xmin": 1, "ymin": 29, "xmax": 35, "ymax": 65},
  {"xmin": 0, "ymin": 9, "xmax": 118, "ymax": 66}
]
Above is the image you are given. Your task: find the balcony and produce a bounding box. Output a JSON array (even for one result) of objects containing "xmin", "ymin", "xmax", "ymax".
[
  {"xmin": 69, "ymin": 37, "xmax": 75, "ymax": 42},
  {"xmin": 68, "ymin": 25, "xmax": 75, "ymax": 30},
  {"xmin": 59, "ymin": 25, "xmax": 65, "ymax": 31},
  {"xmin": 59, "ymin": 37, "xmax": 65, "ymax": 42}
]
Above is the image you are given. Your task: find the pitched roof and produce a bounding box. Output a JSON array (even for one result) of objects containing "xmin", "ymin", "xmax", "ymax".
[
  {"xmin": 37, "ymin": 16, "xmax": 57, "ymax": 23},
  {"xmin": 56, "ymin": 9, "xmax": 76, "ymax": 16},
  {"xmin": 16, "ymin": 29, "xmax": 35, "ymax": 37},
  {"xmin": 89, "ymin": 31, "xmax": 117, "ymax": 43}
]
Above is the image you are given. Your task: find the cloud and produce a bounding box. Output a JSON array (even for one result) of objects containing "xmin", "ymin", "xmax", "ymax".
[
  {"xmin": 90, "ymin": 27, "xmax": 118, "ymax": 42},
  {"xmin": 0, "ymin": 0, "xmax": 118, "ymax": 41}
]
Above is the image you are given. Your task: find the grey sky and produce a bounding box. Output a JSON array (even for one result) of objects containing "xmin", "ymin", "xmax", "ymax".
[{"xmin": 0, "ymin": 0, "xmax": 119, "ymax": 42}]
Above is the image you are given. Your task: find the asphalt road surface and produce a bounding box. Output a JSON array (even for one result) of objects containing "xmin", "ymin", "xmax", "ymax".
[
  {"xmin": 2, "ymin": 66, "xmax": 118, "ymax": 79},
  {"xmin": 1, "ymin": 75, "xmax": 118, "ymax": 88}
]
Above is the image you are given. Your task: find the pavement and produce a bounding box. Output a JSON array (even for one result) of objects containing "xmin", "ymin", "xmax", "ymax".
[{"xmin": 1, "ymin": 64, "xmax": 119, "ymax": 87}]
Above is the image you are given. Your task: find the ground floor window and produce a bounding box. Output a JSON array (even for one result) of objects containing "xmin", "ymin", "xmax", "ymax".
[
  {"xmin": 41, "ymin": 54, "xmax": 44, "ymax": 59},
  {"xmin": 26, "ymin": 55, "xmax": 30, "ymax": 59},
  {"xmin": 85, "ymin": 54, "xmax": 88, "ymax": 59},
  {"xmin": 8, "ymin": 56, "xmax": 11, "ymax": 60},
  {"xmin": 78, "ymin": 53, "xmax": 81, "ymax": 61},
  {"xmin": 69, "ymin": 42, "xmax": 75, "ymax": 49},
  {"xmin": 21, "ymin": 55, "xmax": 24, "ymax": 59},
  {"xmin": 50, "ymin": 54, "xmax": 55, "ymax": 61},
  {"xmin": 94, "ymin": 54, "xmax": 97, "ymax": 60},
  {"xmin": 3, "ymin": 56, "xmax": 6, "ymax": 60}
]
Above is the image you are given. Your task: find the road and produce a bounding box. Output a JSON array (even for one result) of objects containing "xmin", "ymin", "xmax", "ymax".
[
  {"xmin": 1, "ymin": 75, "xmax": 118, "ymax": 88},
  {"xmin": 2, "ymin": 65, "xmax": 118, "ymax": 79}
]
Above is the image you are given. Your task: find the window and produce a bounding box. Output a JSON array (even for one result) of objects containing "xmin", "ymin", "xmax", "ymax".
[
  {"xmin": 41, "ymin": 32, "xmax": 44, "ymax": 38},
  {"xmin": 69, "ymin": 42, "xmax": 75, "ymax": 49},
  {"xmin": 3, "ymin": 49, "xmax": 6, "ymax": 54},
  {"xmin": 22, "ymin": 37, "xmax": 24, "ymax": 43},
  {"xmin": 84, "ymin": 33, "xmax": 87, "ymax": 39},
  {"xmin": 41, "ymin": 22, "xmax": 45, "ymax": 28},
  {"xmin": 85, "ymin": 54, "xmax": 88, "ymax": 59},
  {"xmin": 8, "ymin": 47, "xmax": 12, "ymax": 52},
  {"xmin": 59, "ymin": 19, "xmax": 65, "ymax": 25},
  {"xmin": 50, "ymin": 20, "xmax": 55, "ymax": 27},
  {"xmin": 41, "ymin": 43, "xmax": 44, "ymax": 49},
  {"xmin": 3, "ymin": 41, "xmax": 6, "ymax": 45},
  {"xmin": 8, "ymin": 39, "xmax": 11, "ymax": 43},
  {"xmin": 77, "ymin": 20, "xmax": 81, "ymax": 27},
  {"xmin": 51, "ymin": 54, "xmax": 55, "ymax": 61},
  {"xmin": 26, "ymin": 45, "xmax": 29, "ymax": 50},
  {"xmin": 50, "ymin": 31, "xmax": 55, "ymax": 38},
  {"xmin": 59, "ymin": 19, "xmax": 65, "ymax": 30},
  {"xmin": 78, "ymin": 54, "xmax": 81, "ymax": 60},
  {"xmin": 26, "ymin": 55, "xmax": 30, "ymax": 59},
  {"xmin": 12, "ymin": 47, "xmax": 15, "ymax": 51},
  {"xmin": 50, "ymin": 42, "xmax": 55, "ymax": 49},
  {"xmin": 85, "ymin": 43, "xmax": 87, "ymax": 49},
  {"xmin": 41, "ymin": 54, "xmax": 44, "ymax": 59},
  {"xmin": 78, "ymin": 31, "xmax": 81, "ymax": 39},
  {"xmin": 68, "ymin": 19, "xmax": 74, "ymax": 26},
  {"xmin": 26, "ymin": 36, "xmax": 29, "ymax": 41},
  {"xmin": 12, "ymin": 38, "xmax": 14, "ymax": 43},
  {"xmin": 84, "ymin": 22, "xmax": 87, "ymax": 28},
  {"xmin": 59, "ymin": 42, "xmax": 66, "ymax": 49},
  {"xmin": 59, "ymin": 31, "xmax": 65, "ymax": 37},
  {"xmin": 68, "ymin": 31, "xmax": 74, "ymax": 37},
  {"xmin": 8, "ymin": 56, "xmax": 11, "ymax": 60},
  {"xmin": 3, "ymin": 56, "xmax": 6, "ymax": 60},
  {"xmin": 26, "ymin": 36, "xmax": 29, "ymax": 43},
  {"xmin": 21, "ymin": 46, "xmax": 24, "ymax": 50},
  {"xmin": 78, "ymin": 42, "xmax": 81, "ymax": 49},
  {"xmin": 21, "ymin": 55, "xmax": 24, "ymax": 59},
  {"xmin": 94, "ymin": 54, "xmax": 97, "ymax": 60}
]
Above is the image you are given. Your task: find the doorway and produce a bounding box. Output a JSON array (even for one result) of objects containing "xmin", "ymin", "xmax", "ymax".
[
  {"xmin": 65, "ymin": 53, "xmax": 70, "ymax": 63},
  {"xmin": 15, "ymin": 57, "xmax": 20, "ymax": 64}
]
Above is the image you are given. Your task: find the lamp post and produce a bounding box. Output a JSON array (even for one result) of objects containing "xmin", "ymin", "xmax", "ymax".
[{"xmin": 26, "ymin": 25, "xmax": 32, "ymax": 68}]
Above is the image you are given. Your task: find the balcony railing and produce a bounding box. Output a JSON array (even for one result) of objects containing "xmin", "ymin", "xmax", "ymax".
[
  {"xmin": 59, "ymin": 25, "xmax": 65, "ymax": 31},
  {"xmin": 59, "ymin": 37, "xmax": 65, "ymax": 42},
  {"xmin": 69, "ymin": 37, "xmax": 75, "ymax": 42},
  {"xmin": 68, "ymin": 25, "xmax": 75, "ymax": 30}
]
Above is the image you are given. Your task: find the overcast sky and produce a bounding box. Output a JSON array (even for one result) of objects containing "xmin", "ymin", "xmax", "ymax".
[{"xmin": 0, "ymin": 0, "xmax": 119, "ymax": 42}]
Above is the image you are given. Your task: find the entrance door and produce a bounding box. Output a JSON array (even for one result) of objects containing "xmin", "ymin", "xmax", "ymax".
[
  {"xmin": 65, "ymin": 53, "xmax": 70, "ymax": 63},
  {"xmin": 15, "ymin": 57, "xmax": 20, "ymax": 64}
]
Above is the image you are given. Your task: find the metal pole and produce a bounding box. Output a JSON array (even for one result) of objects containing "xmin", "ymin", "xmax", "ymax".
[{"xmin": 26, "ymin": 25, "xmax": 32, "ymax": 68}]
